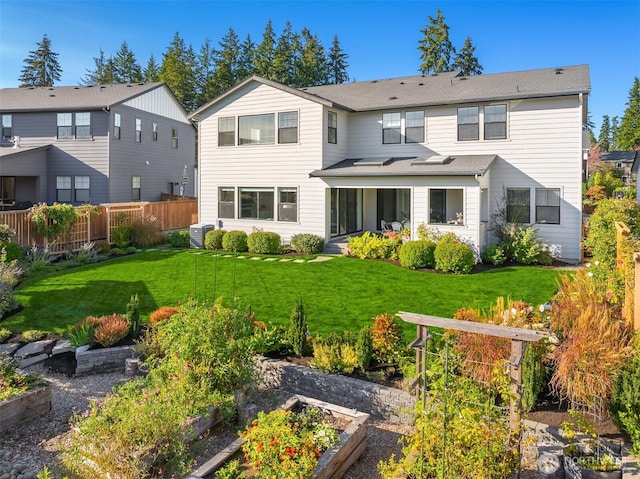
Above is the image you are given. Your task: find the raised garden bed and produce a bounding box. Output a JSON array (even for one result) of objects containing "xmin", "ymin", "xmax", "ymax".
[
  {"xmin": 187, "ymin": 394, "xmax": 370, "ymax": 479},
  {"xmin": 0, "ymin": 384, "xmax": 51, "ymax": 433}
]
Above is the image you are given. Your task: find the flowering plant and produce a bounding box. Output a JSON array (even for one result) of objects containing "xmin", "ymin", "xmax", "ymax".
[{"xmin": 240, "ymin": 407, "xmax": 340, "ymax": 479}]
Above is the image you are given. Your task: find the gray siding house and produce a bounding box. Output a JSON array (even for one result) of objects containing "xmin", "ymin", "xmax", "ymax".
[{"xmin": 0, "ymin": 83, "xmax": 196, "ymax": 209}]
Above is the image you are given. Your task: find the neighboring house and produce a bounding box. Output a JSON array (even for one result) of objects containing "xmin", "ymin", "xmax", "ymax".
[
  {"xmin": 600, "ymin": 150, "xmax": 638, "ymax": 183},
  {"xmin": 0, "ymin": 82, "xmax": 196, "ymax": 209},
  {"xmin": 627, "ymin": 151, "xmax": 640, "ymax": 202},
  {"xmin": 190, "ymin": 65, "xmax": 590, "ymax": 263}
]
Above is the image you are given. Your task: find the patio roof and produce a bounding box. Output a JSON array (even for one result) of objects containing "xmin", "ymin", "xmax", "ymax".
[
  {"xmin": 0, "ymin": 144, "xmax": 51, "ymax": 158},
  {"xmin": 309, "ymin": 154, "xmax": 497, "ymax": 178}
]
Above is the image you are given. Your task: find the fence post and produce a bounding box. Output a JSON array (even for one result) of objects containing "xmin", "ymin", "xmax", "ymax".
[{"xmin": 509, "ymin": 340, "xmax": 524, "ymax": 433}]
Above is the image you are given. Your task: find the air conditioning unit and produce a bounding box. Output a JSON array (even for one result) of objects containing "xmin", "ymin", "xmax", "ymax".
[{"xmin": 189, "ymin": 223, "xmax": 214, "ymax": 249}]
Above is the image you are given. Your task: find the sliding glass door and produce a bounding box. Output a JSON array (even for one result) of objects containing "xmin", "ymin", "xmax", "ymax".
[{"xmin": 330, "ymin": 188, "xmax": 362, "ymax": 237}]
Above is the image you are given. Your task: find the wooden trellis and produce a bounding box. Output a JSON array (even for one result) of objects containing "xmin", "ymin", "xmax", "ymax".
[{"xmin": 398, "ymin": 311, "xmax": 549, "ymax": 432}]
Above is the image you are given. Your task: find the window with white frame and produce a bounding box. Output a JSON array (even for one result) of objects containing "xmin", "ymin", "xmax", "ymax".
[
  {"xmin": 457, "ymin": 107, "xmax": 479, "ymax": 141},
  {"xmin": 74, "ymin": 175, "xmax": 90, "ymax": 203},
  {"xmin": 114, "ymin": 113, "xmax": 121, "ymax": 140},
  {"xmin": 2, "ymin": 115, "xmax": 12, "ymax": 140},
  {"xmin": 239, "ymin": 187, "xmax": 274, "ymax": 220},
  {"xmin": 239, "ymin": 114, "xmax": 275, "ymax": 145},
  {"xmin": 278, "ymin": 187, "xmax": 297, "ymax": 222},
  {"xmin": 506, "ymin": 187, "xmax": 531, "ymax": 223},
  {"xmin": 382, "ymin": 112, "xmax": 401, "ymax": 144},
  {"xmin": 536, "ymin": 188, "xmax": 560, "ymax": 224},
  {"xmin": 278, "ymin": 111, "xmax": 298, "ymax": 144},
  {"xmin": 135, "ymin": 118, "xmax": 142, "ymax": 143},
  {"xmin": 57, "ymin": 113, "xmax": 73, "ymax": 139},
  {"xmin": 75, "ymin": 112, "xmax": 91, "ymax": 139},
  {"xmin": 405, "ymin": 111, "xmax": 424, "ymax": 143},
  {"xmin": 218, "ymin": 187, "xmax": 235, "ymax": 218},
  {"xmin": 56, "ymin": 176, "xmax": 72, "ymax": 202},
  {"xmin": 484, "ymin": 104, "xmax": 507, "ymax": 140},
  {"xmin": 171, "ymin": 128, "xmax": 178, "ymax": 148},
  {"xmin": 218, "ymin": 117, "xmax": 235, "ymax": 146},
  {"xmin": 132, "ymin": 176, "xmax": 141, "ymax": 201},
  {"xmin": 152, "ymin": 122, "xmax": 158, "ymax": 141},
  {"xmin": 328, "ymin": 111, "xmax": 337, "ymax": 144},
  {"xmin": 429, "ymin": 188, "xmax": 464, "ymax": 225}
]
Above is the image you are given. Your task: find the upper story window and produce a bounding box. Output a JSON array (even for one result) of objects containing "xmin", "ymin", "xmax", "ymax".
[
  {"xmin": 135, "ymin": 118, "xmax": 142, "ymax": 143},
  {"xmin": 2, "ymin": 115, "xmax": 12, "ymax": 140},
  {"xmin": 328, "ymin": 111, "xmax": 337, "ymax": 144},
  {"xmin": 382, "ymin": 112, "xmax": 401, "ymax": 144},
  {"xmin": 74, "ymin": 175, "xmax": 90, "ymax": 203},
  {"xmin": 536, "ymin": 188, "xmax": 560, "ymax": 224},
  {"xmin": 218, "ymin": 117, "xmax": 235, "ymax": 146},
  {"xmin": 278, "ymin": 111, "xmax": 298, "ymax": 144},
  {"xmin": 239, "ymin": 114, "xmax": 275, "ymax": 145},
  {"xmin": 57, "ymin": 113, "xmax": 73, "ymax": 139},
  {"xmin": 484, "ymin": 104, "xmax": 507, "ymax": 140},
  {"xmin": 75, "ymin": 112, "xmax": 91, "ymax": 139},
  {"xmin": 405, "ymin": 111, "xmax": 425, "ymax": 143},
  {"xmin": 506, "ymin": 187, "xmax": 530, "ymax": 223},
  {"xmin": 457, "ymin": 107, "xmax": 479, "ymax": 141},
  {"xmin": 171, "ymin": 128, "xmax": 178, "ymax": 149},
  {"xmin": 114, "ymin": 113, "xmax": 121, "ymax": 140},
  {"xmin": 152, "ymin": 122, "xmax": 158, "ymax": 141}
]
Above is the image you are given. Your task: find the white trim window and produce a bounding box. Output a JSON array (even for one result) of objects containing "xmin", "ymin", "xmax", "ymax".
[
  {"xmin": 171, "ymin": 128, "xmax": 178, "ymax": 148},
  {"xmin": 2, "ymin": 114, "xmax": 12, "ymax": 140},
  {"xmin": 74, "ymin": 175, "xmax": 90, "ymax": 203},
  {"xmin": 135, "ymin": 118, "xmax": 142, "ymax": 143},
  {"xmin": 218, "ymin": 187, "xmax": 235, "ymax": 218},
  {"xmin": 75, "ymin": 112, "xmax": 91, "ymax": 139},
  {"xmin": 506, "ymin": 187, "xmax": 531, "ymax": 223},
  {"xmin": 278, "ymin": 187, "xmax": 297, "ymax": 222},
  {"xmin": 428, "ymin": 188, "xmax": 464, "ymax": 225},
  {"xmin": 132, "ymin": 176, "xmax": 141, "ymax": 201},
  {"xmin": 56, "ymin": 176, "xmax": 72, "ymax": 202},
  {"xmin": 405, "ymin": 111, "xmax": 425, "ymax": 143},
  {"xmin": 457, "ymin": 107, "xmax": 479, "ymax": 141},
  {"xmin": 536, "ymin": 188, "xmax": 560, "ymax": 224},
  {"xmin": 382, "ymin": 112, "xmax": 401, "ymax": 144},
  {"xmin": 328, "ymin": 111, "xmax": 337, "ymax": 144},
  {"xmin": 152, "ymin": 122, "xmax": 158, "ymax": 141},
  {"xmin": 218, "ymin": 117, "xmax": 235, "ymax": 146},
  {"xmin": 57, "ymin": 113, "xmax": 73, "ymax": 139},
  {"xmin": 114, "ymin": 113, "xmax": 121, "ymax": 140},
  {"xmin": 278, "ymin": 111, "xmax": 298, "ymax": 144},
  {"xmin": 484, "ymin": 104, "xmax": 507, "ymax": 140},
  {"xmin": 239, "ymin": 114, "xmax": 275, "ymax": 145},
  {"xmin": 239, "ymin": 187, "xmax": 274, "ymax": 220}
]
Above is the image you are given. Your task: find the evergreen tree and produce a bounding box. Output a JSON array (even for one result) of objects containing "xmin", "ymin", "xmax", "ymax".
[
  {"xmin": 18, "ymin": 34, "xmax": 62, "ymax": 87},
  {"xmin": 327, "ymin": 34, "xmax": 349, "ymax": 84},
  {"xmin": 272, "ymin": 21, "xmax": 298, "ymax": 85},
  {"xmin": 159, "ymin": 32, "xmax": 198, "ymax": 112},
  {"xmin": 82, "ymin": 49, "xmax": 116, "ymax": 85},
  {"xmin": 417, "ymin": 9, "xmax": 455, "ymax": 75},
  {"xmin": 113, "ymin": 41, "xmax": 142, "ymax": 83},
  {"xmin": 618, "ymin": 77, "xmax": 640, "ymax": 150},
  {"xmin": 143, "ymin": 54, "xmax": 160, "ymax": 82},
  {"xmin": 451, "ymin": 36, "xmax": 482, "ymax": 76},
  {"xmin": 598, "ymin": 115, "xmax": 612, "ymax": 151},
  {"xmin": 254, "ymin": 20, "xmax": 276, "ymax": 79},
  {"xmin": 210, "ymin": 28, "xmax": 242, "ymax": 99},
  {"xmin": 293, "ymin": 28, "xmax": 328, "ymax": 87},
  {"xmin": 237, "ymin": 34, "xmax": 256, "ymax": 81},
  {"xmin": 611, "ymin": 116, "xmax": 620, "ymax": 151},
  {"xmin": 196, "ymin": 37, "xmax": 216, "ymax": 106}
]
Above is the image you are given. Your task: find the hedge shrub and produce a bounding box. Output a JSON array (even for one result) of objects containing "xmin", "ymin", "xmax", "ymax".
[
  {"xmin": 205, "ymin": 229, "xmax": 226, "ymax": 250},
  {"xmin": 481, "ymin": 243, "xmax": 507, "ymax": 266},
  {"xmin": 247, "ymin": 231, "xmax": 281, "ymax": 254},
  {"xmin": 398, "ymin": 240, "xmax": 436, "ymax": 269},
  {"xmin": 222, "ymin": 230, "xmax": 248, "ymax": 252},
  {"xmin": 291, "ymin": 233, "xmax": 325, "ymax": 254},
  {"xmin": 434, "ymin": 237, "xmax": 475, "ymax": 274},
  {"xmin": 347, "ymin": 231, "xmax": 399, "ymax": 260},
  {"xmin": 0, "ymin": 241, "xmax": 22, "ymax": 262},
  {"xmin": 168, "ymin": 229, "xmax": 190, "ymax": 247}
]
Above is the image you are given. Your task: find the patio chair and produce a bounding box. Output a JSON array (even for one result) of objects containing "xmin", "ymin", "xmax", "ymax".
[
  {"xmin": 381, "ymin": 220, "xmax": 392, "ymax": 232},
  {"xmin": 391, "ymin": 221, "xmax": 402, "ymax": 232}
]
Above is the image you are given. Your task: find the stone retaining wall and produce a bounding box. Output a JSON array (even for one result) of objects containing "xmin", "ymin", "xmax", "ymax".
[
  {"xmin": 75, "ymin": 345, "xmax": 134, "ymax": 376},
  {"xmin": 256, "ymin": 357, "xmax": 416, "ymax": 424}
]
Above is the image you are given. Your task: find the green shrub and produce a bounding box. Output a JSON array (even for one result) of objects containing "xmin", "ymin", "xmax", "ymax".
[
  {"xmin": 0, "ymin": 225, "xmax": 14, "ymax": 243},
  {"xmin": 481, "ymin": 243, "xmax": 507, "ymax": 265},
  {"xmin": 222, "ymin": 230, "xmax": 248, "ymax": 252},
  {"xmin": 291, "ymin": 233, "xmax": 325, "ymax": 254},
  {"xmin": 611, "ymin": 339, "xmax": 640, "ymax": 455},
  {"xmin": 247, "ymin": 231, "xmax": 281, "ymax": 254},
  {"xmin": 21, "ymin": 330, "xmax": 46, "ymax": 342},
  {"xmin": 288, "ymin": 299, "xmax": 309, "ymax": 357},
  {"xmin": 129, "ymin": 219, "xmax": 165, "ymax": 248},
  {"xmin": 168, "ymin": 229, "xmax": 190, "ymax": 247},
  {"xmin": 398, "ymin": 240, "xmax": 436, "ymax": 269},
  {"xmin": 521, "ymin": 342, "xmax": 547, "ymax": 412},
  {"xmin": 0, "ymin": 327, "xmax": 12, "ymax": 343},
  {"xmin": 111, "ymin": 214, "xmax": 131, "ymax": 248},
  {"xmin": 312, "ymin": 332, "xmax": 358, "ymax": 374},
  {"xmin": 205, "ymin": 229, "xmax": 226, "ymax": 250},
  {"xmin": 0, "ymin": 241, "xmax": 22, "ymax": 262},
  {"xmin": 355, "ymin": 326, "xmax": 373, "ymax": 371},
  {"xmin": 125, "ymin": 293, "xmax": 140, "ymax": 337},
  {"xmin": 347, "ymin": 231, "xmax": 399, "ymax": 260},
  {"xmin": 512, "ymin": 226, "xmax": 552, "ymax": 265},
  {"xmin": 371, "ymin": 312, "xmax": 403, "ymax": 362},
  {"xmin": 94, "ymin": 314, "xmax": 130, "ymax": 347},
  {"xmin": 434, "ymin": 238, "xmax": 475, "ymax": 274},
  {"xmin": 65, "ymin": 320, "xmax": 95, "ymax": 347},
  {"xmin": 93, "ymin": 240, "xmax": 110, "ymax": 254}
]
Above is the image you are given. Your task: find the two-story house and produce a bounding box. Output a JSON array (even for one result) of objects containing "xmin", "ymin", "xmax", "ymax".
[
  {"xmin": 190, "ymin": 65, "xmax": 590, "ymax": 263},
  {"xmin": 0, "ymin": 82, "xmax": 196, "ymax": 209}
]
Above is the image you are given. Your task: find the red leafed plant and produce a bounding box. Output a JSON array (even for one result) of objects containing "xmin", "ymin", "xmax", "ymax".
[
  {"xmin": 149, "ymin": 306, "xmax": 181, "ymax": 326},
  {"xmin": 93, "ymin": 314, "xmax": 130, "ymax": 347},
  {"xmin": 371, "ymin": 312, "xmax": 403, "ymax": 362}
]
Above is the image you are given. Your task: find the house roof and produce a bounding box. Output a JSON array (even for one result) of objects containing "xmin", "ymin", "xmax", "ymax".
[
  {"xmin": 600, "ymin": 151, "xmax": 639, "ymax": 163},
  {"xmin": 309, "ymin": 155, "xmax": 497, "ymax": 178},
  {"xmin": 302, "ymin": 65, "xmax": 591, "ymax": 112},
  {"xmin": 0, "ymin": 144, "xmax": 50, "ymax": 158},
  {"xmin": 0, "ymin": 82, "xmax": 167, "ymax": 112}
]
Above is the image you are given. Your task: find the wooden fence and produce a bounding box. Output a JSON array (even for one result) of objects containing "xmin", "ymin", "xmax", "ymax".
[{"xmin": 0, "ymin": 199, "xmax": 198, "ymax": 251}]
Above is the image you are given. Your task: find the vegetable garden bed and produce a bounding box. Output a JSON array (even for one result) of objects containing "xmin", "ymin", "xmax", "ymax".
[{"xmin": 0, "ymin": 384, "xmax": 51, "ymax": 433}]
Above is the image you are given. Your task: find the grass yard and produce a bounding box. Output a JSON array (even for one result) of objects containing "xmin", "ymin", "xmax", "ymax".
[{"xmin": 5, "ymin": 250, "xmax": 569, "ymax": 338}]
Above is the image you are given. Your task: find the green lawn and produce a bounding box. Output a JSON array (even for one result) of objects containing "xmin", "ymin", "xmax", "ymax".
[{"xmin": 5, "ymin": 250, "xmax": 568, "ymax": 338}]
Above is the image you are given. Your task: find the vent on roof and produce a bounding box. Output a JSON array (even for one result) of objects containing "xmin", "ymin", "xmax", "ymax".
[
  {"xmin": 87, "ymin": 85, "xmax": 94, "ymax": 88},
  {"xmin": 28, "ymin": 86, "xmax": 35, "ymax": 90},
  {"xmin": 126, "ymin": 84, "xmax": 133, "ymax": 87},
  {"xmin": 49, "ymin": 94, "xmax": 55, "ymax": 97},
  {"xmin": 412, "ymin": 155, "xmax": 451, "ymax": 165},
  {"xmin": 458, "ymin": 76, "xmax": 467, "ymax": 81},
  {"xmin": 400, "ymin": 81, "xmax": 405, "ymax": 85},
  {"xmin": 74, "ymin": 86, "xmax": 80, "ymax": 89},
  {"xmin": 371, "ymin": 80, "xmax": 377, "ymax": 83},
  {"xmin": 48, "ymin": 87, "xmax": 54, "ymax": 90},
  {"xmin": 389, "ymin": 96, "xmax": 397, "ymax": 100},
  {"xmin": 138, "ymin": 82, "xmax": 144, "ymax": 85},
  {"xmin": 418, "ymin": 82, "xmax": 424, "ymax": 86},
  {"xmin": 354, "ymin": 157, "xmax": 392, "ymax": 166},
  {"xmin": 555, "ymin": 68, "xmax": 564, "ymax": 74}
]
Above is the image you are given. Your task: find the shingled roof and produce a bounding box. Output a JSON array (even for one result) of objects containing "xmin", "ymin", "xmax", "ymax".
[
  {"xmin": 301, "ymin": 65, "xmax": 591, "ymax": 112},
  {"xmin": 0, "ymin": 82, "xmax": 166, "ymax": 112}
]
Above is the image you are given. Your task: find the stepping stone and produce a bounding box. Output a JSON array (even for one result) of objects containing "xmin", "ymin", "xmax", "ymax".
[
  {"xmin": 250, "ymin": 257, "xmax": 262, "ymax": 261},
  {"xmin": 0, "ymin": 343, "xmax": 19, "ymax": 357},
  {"xmin": 293, "ymin": 259, "xmax": 305, "ymax": 263},
  {"xmin": 307, "ymin": 256, "xmax": 333, "ymax": 263},
  {"xmin": 223, "ymin": 255, "xmax": 234, "ymax": 258},
  {"xmin": 236, "ymin": 256, "xmax": 246, "ymax": 260},
  {"xmin": 264, "ymin": 257, "xmax": 277, "ymax": 261},
  {"xmin": 52, "ymin": 339, "xmax": 75, "ymax": 355},
  {"xmin": 15, "ymin": 339, "xmax": 55, "ymax": 358},
  {"xmin": 279, "ymin": 258, "xmax": 292, "ymax": 262}
]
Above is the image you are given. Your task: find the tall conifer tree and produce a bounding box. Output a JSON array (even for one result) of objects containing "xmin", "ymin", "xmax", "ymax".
[
  {"xmin": 451, "ymin": 36, "xmax": 482, "ymax": 76},
  {"xmin": 417, "ymin": 9, "xmax": 455, "ymax": 75},
  {"xmin": 19, "ymin": 34, "xmax": 62, "ymax": 87},
  {"xmin": 327, "ymin": 34, "xmax": 349, "ymax": 84},
  {"xmin": 618, "ymin": 77, "xmax": 640, "ymax": 150}
]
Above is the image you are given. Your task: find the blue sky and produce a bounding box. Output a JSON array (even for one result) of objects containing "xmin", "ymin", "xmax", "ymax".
[{"xmin": 1, "ymin": 0, "xmax": 638, "ymax": 134}]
